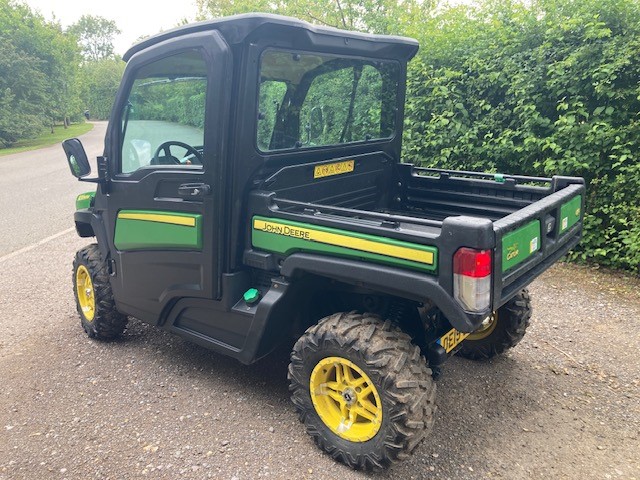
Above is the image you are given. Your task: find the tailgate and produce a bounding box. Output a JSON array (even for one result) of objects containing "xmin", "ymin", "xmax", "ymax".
[{"xmin": 492, "ymin": 181, "xmax": 585, "ymax": 308}]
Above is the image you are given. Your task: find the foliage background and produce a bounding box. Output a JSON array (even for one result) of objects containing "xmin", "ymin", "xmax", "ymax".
[
  {"xmin": 0, "ymin": 0, "xmax": 637, "ymax": 272},
  {"xmin": 196, "ymin": 0, "xmax": 640, "ymax": 272},
  {"xmin": 0, "ymin": 2, "xmax": 123, "ymax": 146},
  {"xmin": 402, "ymin": 0, "xmax": 640, "ymax": 272},
  {"xmin": 0, "ymin": 0, "xmax": 81, "ymax": 145}
]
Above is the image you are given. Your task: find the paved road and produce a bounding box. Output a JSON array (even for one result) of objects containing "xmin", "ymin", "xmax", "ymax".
[
  {"xmin": 0, "ymin": 132, "xmax": 638, "ymax": 479},
  {"xmin": 0, "ymin": 122, "xmax": 107, "ymax": 257}
]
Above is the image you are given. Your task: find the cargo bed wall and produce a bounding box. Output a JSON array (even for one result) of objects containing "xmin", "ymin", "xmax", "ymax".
[
  {"xmin": 395, "ymin": 164, "xmax": 554, "ymax": 222},
  {"xmin": 261, "ymin": 157, "xmax": 566, "ymax": 226},
  {"xmin": 261, "ymin": 152, "xmax": 393, "ymax": 211},
  {"xmin": 492, "ymin": 182, "xmax": 585, "ymax": 306}
]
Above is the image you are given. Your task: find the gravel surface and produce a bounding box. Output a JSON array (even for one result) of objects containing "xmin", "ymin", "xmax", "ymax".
[
  {"xmin": 1, "ymin": 232, "xmax": 638, "ymax": 480},
  {"xmin": 1, "ymin": 130, "xmax": 638, "ymax": 479}
]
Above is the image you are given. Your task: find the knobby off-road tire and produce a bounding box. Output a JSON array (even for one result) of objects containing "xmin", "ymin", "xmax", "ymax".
[
  {"xmin": 72, "ymin": 244, "xmax": 127, "ymax": 340},
  {"xmin": 457, "ymin": 289, "xmax": 532, "ymax": 360},
  {"xmin": 288, "ymin": 312, "xmax": 436, "ymax": 471}
]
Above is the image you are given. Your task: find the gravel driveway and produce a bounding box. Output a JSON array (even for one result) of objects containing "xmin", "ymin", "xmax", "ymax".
[{"xmin": 1, "ymin": 230, "xmax": 638, "ymax": 480}]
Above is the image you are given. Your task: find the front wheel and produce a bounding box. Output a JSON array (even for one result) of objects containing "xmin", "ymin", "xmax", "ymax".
[
  {"xmin": 73, "ymin": 244, "xmax": 127, "ymax": 340},
  {"xmin": 288, "ymin": 312, "xmax": 436, "ymax": 470},
  {"xmin": 457, "ymin": 289, "xmax": 532, "ymax": 360}
]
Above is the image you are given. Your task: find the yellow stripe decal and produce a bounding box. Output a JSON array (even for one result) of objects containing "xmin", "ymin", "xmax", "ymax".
[
  {"xmin": 118, "ymin": 212, "xmax": 196, "ymax": 227},
  {"xmin": 253, "ymin": 219, "xmax": 434, "ymax": 265}
]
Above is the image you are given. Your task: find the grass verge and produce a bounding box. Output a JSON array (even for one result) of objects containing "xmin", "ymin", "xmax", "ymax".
[{"xmin": 0, "ymin": 123, "xmax": 94, "ymax": 157}]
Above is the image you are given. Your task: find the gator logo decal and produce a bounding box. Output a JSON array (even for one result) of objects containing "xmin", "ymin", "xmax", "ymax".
[
  {"xmin": 559, "ymin": 195, "xmax": 582, "ymax": 234},
  {"xmin": 501, "ymin": 219, "xmax": 541, "ymax": 272},
  {"xmin": 506, "ymin": 243, "xmax": 519, "ymax": 261}
]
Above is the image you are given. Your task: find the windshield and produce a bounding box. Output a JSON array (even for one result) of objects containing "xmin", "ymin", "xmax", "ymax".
[{"xmin": 257, "ymin": 50, "xmax": 400, "ymax": 152}]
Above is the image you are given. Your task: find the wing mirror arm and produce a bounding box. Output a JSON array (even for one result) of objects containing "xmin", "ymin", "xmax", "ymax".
[{"xmin": 96, "ymin": 156, "xmax": 109, "ymax": 185}]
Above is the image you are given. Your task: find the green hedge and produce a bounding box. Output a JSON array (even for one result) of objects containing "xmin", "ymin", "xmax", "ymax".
[{"xmin": 403, "ymin": 0, "xmax": 640, "ymax": 273}]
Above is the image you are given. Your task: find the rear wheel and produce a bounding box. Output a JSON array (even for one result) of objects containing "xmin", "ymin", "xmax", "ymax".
[
  {"xmin": 288, "ymin": 312, "xmax": 436, "ymax": 470},
  {"xmin": 73, "ymin": 244, "xmax": 127, "ymax": 340},
  {"xmin": 457, "ymin": 289, "xmax": 532, "ymax": 360}
]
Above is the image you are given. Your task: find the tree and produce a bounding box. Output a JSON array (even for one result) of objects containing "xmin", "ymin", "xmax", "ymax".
[
  {"xmin": 0, "ymin": 0, "xmax": 82, "ymax": 144},
  {"xmin": 0, "ymin": 42, "xmax": 47, "ymax": 146},
  {"xmin": 195, "ymin": 0, "xmax": 435, "ymax": 36},
  {"xmin": 79, "ymin": 58, "xmax": 126, "ymax": 120},
  {"xmin": 46, "ymin": 21, "xmax": 84, "ymax": 128},
  {"xmin": 67, "ymin": 15, "xmax": 121, "ymax": 61}
]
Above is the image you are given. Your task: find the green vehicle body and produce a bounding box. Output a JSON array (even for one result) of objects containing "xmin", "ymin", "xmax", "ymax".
[{"xmin": 62, "ymin": 13, "xmax": 585, "ymax": 470}]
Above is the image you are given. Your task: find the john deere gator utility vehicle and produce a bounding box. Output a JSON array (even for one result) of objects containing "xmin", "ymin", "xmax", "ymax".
[{"xmin": 62, "ymin": 14, "xmax": 585, "ymax": 470}]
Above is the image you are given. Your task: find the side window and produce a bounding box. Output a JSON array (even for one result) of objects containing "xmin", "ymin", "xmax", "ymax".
[
  {"xmin": 257, "ymin": 50, "xmax": 399, "ymax": 152},
  {"xmin": 120, "ymin": 50, "xmax": 208, "ymax": 174}
]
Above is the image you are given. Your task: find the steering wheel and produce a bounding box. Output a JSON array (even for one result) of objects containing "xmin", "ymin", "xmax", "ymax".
[{"xmin": 152, "ymin": 141, "xmax": 203, "ymax": 165}]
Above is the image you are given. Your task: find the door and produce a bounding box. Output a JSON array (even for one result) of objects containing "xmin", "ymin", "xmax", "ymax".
[{"xmin": 105, "ymin": 31, "xmax": 231, "ymax": 323}]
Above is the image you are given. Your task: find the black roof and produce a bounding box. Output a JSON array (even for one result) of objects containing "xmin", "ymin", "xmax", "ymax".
[{"xmin": 123, "ymin": 13, "xmax": 419, "ymax": 62}]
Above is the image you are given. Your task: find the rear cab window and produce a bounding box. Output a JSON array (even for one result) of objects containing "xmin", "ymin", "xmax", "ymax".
[{"xmin": 257, "ymin": 50, "xmax": 400, "ymax": 152}]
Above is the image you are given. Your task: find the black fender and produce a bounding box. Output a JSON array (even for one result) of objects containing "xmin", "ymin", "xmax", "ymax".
[
  {"xmin": 280, "ymin": 253, "xmax": 490, "ymax": 333},
  {"xmin": 74, "ymin": 210, "xmax": 110, "ymax": 261}
]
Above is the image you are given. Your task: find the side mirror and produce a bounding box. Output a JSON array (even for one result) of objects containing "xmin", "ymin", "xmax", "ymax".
[{"xmin": 62, "ymin": 138, "xmax": 91, "ymax": 178}]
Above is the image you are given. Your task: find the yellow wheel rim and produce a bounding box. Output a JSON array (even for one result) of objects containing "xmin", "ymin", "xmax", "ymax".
[
  {"xmin": 309, "ymin": 356, "xmax": 382, "ymax": 442},
  {"xmin": 467, "ymin": 311, "xmax": 498, "ymax": 341},
  {"xmin": 76, "ymin": 265, "xmax": 95, "ymax": 322}
]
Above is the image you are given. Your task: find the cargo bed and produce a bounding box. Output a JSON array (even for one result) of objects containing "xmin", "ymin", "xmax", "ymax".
[{"xmin": 248, "ymin": 152, "xmax": 585, "ymax": 319}]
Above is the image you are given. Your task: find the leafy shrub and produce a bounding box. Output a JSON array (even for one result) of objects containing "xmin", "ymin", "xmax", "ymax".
[{"xmin": 403, "ymin": 0, "xmax": 640, "ymax": 273}]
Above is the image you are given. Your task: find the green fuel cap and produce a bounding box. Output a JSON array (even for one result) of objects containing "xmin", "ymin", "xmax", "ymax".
[{"xmin": 243, "ymin": 288, "xmax": 260, "ymax": 305}]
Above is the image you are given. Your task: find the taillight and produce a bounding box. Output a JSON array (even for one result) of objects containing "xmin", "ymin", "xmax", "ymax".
[{"xmin": 453, "ymin": 248, "xmax": 492, "ymax": 312}]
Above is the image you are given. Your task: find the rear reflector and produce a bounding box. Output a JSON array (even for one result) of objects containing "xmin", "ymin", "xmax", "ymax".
[{"xmin": 453, "ymin": 248, "xmax": 492, "ymax": 312}]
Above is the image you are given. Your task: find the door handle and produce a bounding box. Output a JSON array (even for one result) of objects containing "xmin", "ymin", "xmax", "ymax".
[{"xmin": 178, "ymin": 183, "xmax": 211, "ymax": 198}]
